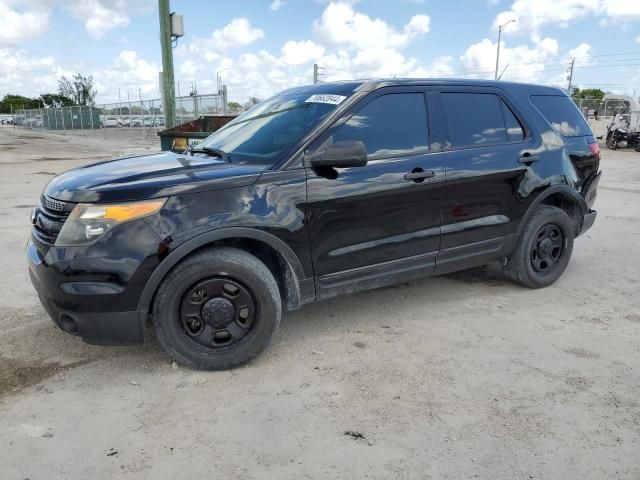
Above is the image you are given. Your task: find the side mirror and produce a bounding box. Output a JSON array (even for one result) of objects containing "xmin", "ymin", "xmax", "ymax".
[{"xmin": 309, "ymin": 140, "xmax": 368, "ymax": 169}]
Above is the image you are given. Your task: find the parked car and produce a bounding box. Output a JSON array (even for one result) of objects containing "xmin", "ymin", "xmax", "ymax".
[
  {"xmin": 28, "ymin": 79, "xmax": 601, "ymax": 370},
  {"xmin": 102, "ymin": 116, "xmax": 121, "ymax": 128}
]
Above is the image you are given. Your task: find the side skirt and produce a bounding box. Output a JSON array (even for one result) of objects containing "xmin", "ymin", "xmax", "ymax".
[
  {"xmin": 315, "ymin": 252, "xmax": 437, "ymax": 301},
  {"xmin": 434, "ymin": 234, "xmax": 516, "ymax": 276},
  {"xmin": 313, "ymin": 234, "xmax": 517, "ymax": 301}
]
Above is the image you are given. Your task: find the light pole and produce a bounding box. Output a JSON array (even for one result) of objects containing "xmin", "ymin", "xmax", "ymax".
[{"xmin": 495, "ymin": 19, "xmax": 516, "ymax": 80}]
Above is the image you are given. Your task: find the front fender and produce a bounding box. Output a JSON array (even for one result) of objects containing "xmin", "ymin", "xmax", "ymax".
[{"xmin": 136, "ymin": 227, "xmax": 313, "ymax": 317}]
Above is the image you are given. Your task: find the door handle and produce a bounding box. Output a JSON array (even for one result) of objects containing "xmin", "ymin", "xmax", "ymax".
[
  {"xmin": 404, "ymin": 169, "xmax": 436, "ymax": 182},
  {"xmin": 518, "ymin": 153, "xmax": 539, "ymax": 164}
]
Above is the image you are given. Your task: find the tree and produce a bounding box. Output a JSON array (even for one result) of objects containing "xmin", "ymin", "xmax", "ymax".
[
  {"xmin": 40, "ymin": 93, "xmax": 74, "ymax": 108},
  {"xmin": 227, "ymin": 101, "xmax": 243, "ymax": 112},
  {"xmin": 58, "ymin": 73, "xmax": 97, "ymax": 106},
  {"xmin": 244, "ymin": 97, "xmax": 261, "ymax": 109},
  {"xmin": 0, "ymin": 94, "xmax": 41, "ymax": 113},
  {"xmin": 571, "ymin": 87, "xmax": 606, "ymax": 100}
]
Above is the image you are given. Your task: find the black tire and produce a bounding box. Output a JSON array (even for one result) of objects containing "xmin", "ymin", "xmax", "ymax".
[
  {"xmin": 503, "ymin": 205, "xmax": 575, "ymax": 288},
  {"xmin": 606, "ymin": 134, "xmax": 617, "ymax": 150},
  {"xmin": 153, "ymin": 247, "xmax": 281, "ymax": 370}
]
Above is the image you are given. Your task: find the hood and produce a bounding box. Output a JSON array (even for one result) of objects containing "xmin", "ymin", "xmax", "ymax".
[{"xmin": 44, "ymin": 151, "xmax": 265, "ymax": 203}]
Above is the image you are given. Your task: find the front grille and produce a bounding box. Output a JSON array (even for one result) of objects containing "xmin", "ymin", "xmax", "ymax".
[
  {"xmin": 40, "ymin": 195, "xmax": 72, "ymax": 213},
  {"xmin": 31, "ymin": 195, "xmax": 75, "ymax": 249}
]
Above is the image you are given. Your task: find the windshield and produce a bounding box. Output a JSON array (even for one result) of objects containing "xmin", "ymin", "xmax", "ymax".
[{"xmin": 196, "ymin": 92, "xmax": 348, "ymax": 165}]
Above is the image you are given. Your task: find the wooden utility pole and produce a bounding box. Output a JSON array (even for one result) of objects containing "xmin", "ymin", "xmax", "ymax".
[
  {"xmin": 567, "ymin": 58, "xmax": 575, "ymax": 92},
  {"xmin": 159, "ymin": 0, "xmax": 176, "ymax": 128},
  {"xmin": 313, "ymin": 64, "xmax": 324, "ymax": 84}
]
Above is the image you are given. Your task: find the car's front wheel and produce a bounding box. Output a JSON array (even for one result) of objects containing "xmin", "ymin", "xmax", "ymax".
[
  {"xmin": 503, "ymin": 205, "xmax": 575, "ymax": 288},
  {"xmin": 153, "ymin": 247, "xmax": 282, "ymax": 370}
]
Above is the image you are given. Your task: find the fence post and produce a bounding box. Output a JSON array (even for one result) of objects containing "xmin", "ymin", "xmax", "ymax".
[
  {"xmin": 222, "ymin": 85, "xmax": 228, "ymax": 115},
  {"xmin": 140, "ymin": 93, "xmax": 144, "ymax": 141}
]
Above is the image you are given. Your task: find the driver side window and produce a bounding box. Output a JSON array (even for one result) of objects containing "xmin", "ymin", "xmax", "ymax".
[{"xmin": 330, "ymin": 93, "xmax": 429, "ymax": 160}]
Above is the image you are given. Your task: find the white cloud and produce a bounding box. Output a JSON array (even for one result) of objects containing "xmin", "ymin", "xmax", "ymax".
[
  {"xmin": 0, "ymin": 47, "xmax": 68, "ymax": 95},
  {"xmin": 637, "ymin": 35, "xmax": 640, "ymax": 43},
  {"xmin": 270, "ymin": 0, "xmax": 285, "ymax": 11},
  {"xmin": 494, "ymin": 0, "xmax": 640, "ymax": 35},
  {"xmin": 404, "ymin": 14, "xmax": 431, "ymax": 37},
  {"xmin": 601, "ymin": 0, "xmax": 640, "ymax": 22},
  {"xmin": 65, "ymin": 0, "xmax": 152, "ymax": 39},
  {"xmin": 567, "ymin": 42, "xmax": 592, "ymax": 62},
  {"xmin": 281, "ymin": 40, "xmax": 325, "ymax": 65},
  {"xmin": 181, "ymin": 17, "xmax": 265, "ymax": 64},
  {"xmin": 313, "ymin": 2, "xmax": 430, "ymax": 50},
  {"xmin": 212, "ymin": 18, "xmax": 265, "ymax": 50},
  {"xmin": 461, "ymin": 36, "xmax": 559, "ymax": 82},
  {"xmin": 0, "ymin": 1, "xmax": 51, "ymax": 46}
]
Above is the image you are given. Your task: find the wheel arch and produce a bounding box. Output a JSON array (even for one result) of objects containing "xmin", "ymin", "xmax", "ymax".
[
  {"xmin": 138, "ymin": 228, "xmax": 314, "ymax": 319},
  {"xmin": 518, "ymin": 186, "xmax": 588, "ymax": 238}
]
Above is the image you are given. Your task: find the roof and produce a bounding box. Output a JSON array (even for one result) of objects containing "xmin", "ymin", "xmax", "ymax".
[{"xmin": 280, "ymin": 78, "xmax": 566, "ymax": 96}]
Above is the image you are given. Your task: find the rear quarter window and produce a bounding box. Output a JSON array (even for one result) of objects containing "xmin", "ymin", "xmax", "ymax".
[{"xmin": 531, "ymin": 95, "xmax": 592, "ymax": 137}]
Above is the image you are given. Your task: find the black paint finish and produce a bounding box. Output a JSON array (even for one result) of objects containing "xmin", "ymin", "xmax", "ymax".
[{"xmin": 28, "ymin": 78, "xmax": 600, "ymax": 345}]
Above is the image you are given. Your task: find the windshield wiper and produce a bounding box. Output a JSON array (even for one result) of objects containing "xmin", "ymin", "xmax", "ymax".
[{"xmin": 189, "ymin": 145, "xmax": 231, "ymax": 162}]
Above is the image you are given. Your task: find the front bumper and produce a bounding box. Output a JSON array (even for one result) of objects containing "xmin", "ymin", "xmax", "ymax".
[
  {"xmin": 580, "ymin": 210, "xmax": 597, "ymax": 236},
  {"xmin": 27, "ymin": 239, "xmax": 148, "ymax": 345}
]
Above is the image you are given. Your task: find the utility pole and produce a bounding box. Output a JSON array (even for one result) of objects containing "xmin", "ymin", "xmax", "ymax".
[
  {"xmin": 313, "ymin": 64, "xmax": 325, "ymax": 84},
  {"xmin": 567, "ymin": 58, "xmax": 575, "ymax": 92},
  {"xmin": 495, "ymin": 19, "xmax": 516, "ymax": 80},
  {"xmin": 159, "ymin": 0, "xmax": 176, "ymax": 128}
]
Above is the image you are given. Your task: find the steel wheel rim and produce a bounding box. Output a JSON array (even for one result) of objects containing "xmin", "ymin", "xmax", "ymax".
[
  {"xmin": 179, "ymin": 277, "xmax": 256, "ymax": 350},
  {"xmin": 530, "ymin": 223, "xmax": 565, "ymax": 274}
]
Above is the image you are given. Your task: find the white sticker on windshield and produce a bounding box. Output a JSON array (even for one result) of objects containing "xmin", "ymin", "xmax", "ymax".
[{"xmin": 305, "ymin": 94, "xmax": 347, "ymax": 105}]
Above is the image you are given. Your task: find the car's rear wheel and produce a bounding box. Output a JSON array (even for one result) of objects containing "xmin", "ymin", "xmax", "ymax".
[
  {"xmin": 503, "ymin": 205, "xmax": 575, "ymax": 288},
  {"xmin": 153, "ymin": 247, "xmax": 281, "ymax": 370}
]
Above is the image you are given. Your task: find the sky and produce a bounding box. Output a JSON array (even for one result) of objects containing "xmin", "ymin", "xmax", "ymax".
[{"xmin": 1, "ymin": 0, "xmax": 639, "ymax": 105}]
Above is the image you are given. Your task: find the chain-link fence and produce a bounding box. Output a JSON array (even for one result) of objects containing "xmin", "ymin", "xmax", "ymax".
[
  {"xmin": 573, "ymin": 97, "xmax": 635, "ymax": 118},
  {"xmin": 12, "ymin": 92, "xmax": 228, "ymax": 142}
]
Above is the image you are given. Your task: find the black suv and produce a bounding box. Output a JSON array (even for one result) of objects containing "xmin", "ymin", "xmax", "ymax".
[{"xmin": 28, "ymin": 79, "xmax": 601, "ymax": 369}]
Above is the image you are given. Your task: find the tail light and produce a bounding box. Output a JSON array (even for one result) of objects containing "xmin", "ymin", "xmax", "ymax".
[{"xmin": 588, "ymin": 141, "xmax": 601, "ymax": 161}]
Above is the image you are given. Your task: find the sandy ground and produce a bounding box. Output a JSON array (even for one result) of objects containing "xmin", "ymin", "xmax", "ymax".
[{"xmin": 0, "ymin": 126, "xmax": 638, "ymax": 479}]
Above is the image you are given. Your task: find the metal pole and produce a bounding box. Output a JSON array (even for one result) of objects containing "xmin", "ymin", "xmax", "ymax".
[
  {"xmin": 495, "ymin": 20, "xmax": 515, "ymax": 81},
  {"xmin": 495, "ymin": 27, "xmax": 502, "ymax": 80},
  {"xmin": 159, "ymin": 0, "xmax": 176, "ymax": 128}
]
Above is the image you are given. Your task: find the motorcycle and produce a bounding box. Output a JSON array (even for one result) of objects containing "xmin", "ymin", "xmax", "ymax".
[{"xmin": 606, "ymin": 125, "xmax": 640, "ymax": 151}]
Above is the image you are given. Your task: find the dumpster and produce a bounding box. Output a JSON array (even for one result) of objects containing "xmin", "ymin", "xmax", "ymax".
[{"xmin": 157, "ymin": 115, "xmax": 236, "ymax": 152}]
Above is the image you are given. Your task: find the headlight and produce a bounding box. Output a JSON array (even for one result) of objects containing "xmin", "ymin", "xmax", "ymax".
[{"xmin": 55, "ymin": 199, "xmax": 166, "ymax": 246}]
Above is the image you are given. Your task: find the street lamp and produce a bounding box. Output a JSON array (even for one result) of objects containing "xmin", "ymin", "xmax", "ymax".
[{"xmin": 495, "ymin": 19, "xmax": 516, "ymax": 80}]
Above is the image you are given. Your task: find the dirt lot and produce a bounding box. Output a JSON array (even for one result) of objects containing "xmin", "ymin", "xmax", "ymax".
[{"xmin": 0, "ymin": 126, "xmax": 638, "ymax": 479}]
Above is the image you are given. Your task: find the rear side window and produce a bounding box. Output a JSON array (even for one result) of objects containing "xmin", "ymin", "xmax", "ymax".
[
  {"xmin": 531, "ymin": 95, "xmax": 591, "ymax": 137},
  {"xmin": 501, "ymin": 100, "xmax": 525, "ymax": 142},
  {"xmin": 442, "ymin": 93, "xmax": 509, "ymax": 147},
  {"xmin": 332, "ymin": 93, "xmax": 429, "ymax": 159}
]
